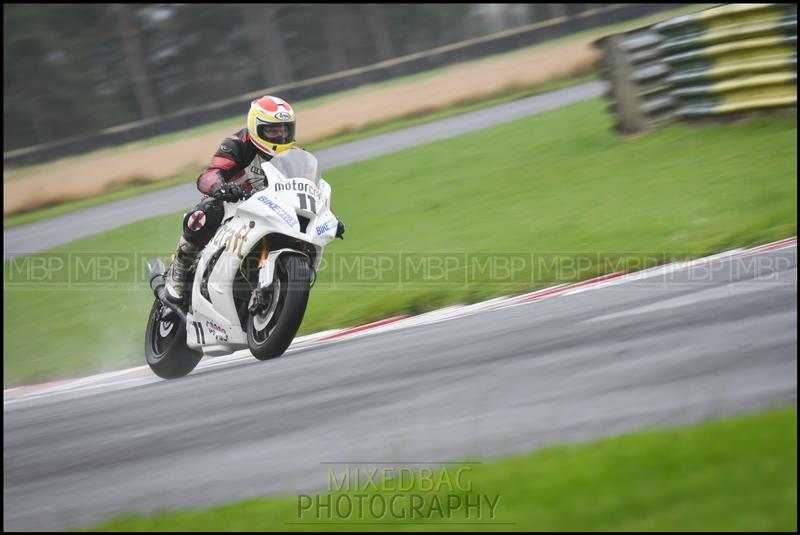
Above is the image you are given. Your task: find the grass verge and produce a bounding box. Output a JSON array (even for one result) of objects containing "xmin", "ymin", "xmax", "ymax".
[
  {"xmin": 3, "ymin": 97, "xmax": 796, "ymax": 387},
  {"xmin": 4, "ymin": 5, "xmax": 711, "ymax": 225},
  {"xmin": 84, "ymin": 405, "xmax": 797, "ymax": 531},
  {"xmin": 2, "ymin": 72, "xmax": 595, "ymax": 230}
]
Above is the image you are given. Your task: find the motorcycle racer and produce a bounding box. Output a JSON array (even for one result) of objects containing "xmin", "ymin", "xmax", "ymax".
[{"xmin": 164, "ymin": 95, "xmax": 343, "ymax": 303}]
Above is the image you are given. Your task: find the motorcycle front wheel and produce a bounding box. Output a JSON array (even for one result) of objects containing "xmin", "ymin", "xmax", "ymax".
[
  {"xmin": 145, "ymin": 299, "xmax": 202, "ymax": 379},
  {"xmin": 247, "ymin": 254, "xmax": 311, "ymax": 361}
]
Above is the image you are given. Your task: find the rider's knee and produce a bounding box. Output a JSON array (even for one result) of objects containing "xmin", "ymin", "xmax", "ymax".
[{"xmin": 182, "ymin": 199, "xmax": 224, "ymax": 246}]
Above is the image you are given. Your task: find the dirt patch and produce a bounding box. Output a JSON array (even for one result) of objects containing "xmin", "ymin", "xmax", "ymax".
[{"xmin": 3, "ymin": 39, "xmax": 599, "ymax": 216}]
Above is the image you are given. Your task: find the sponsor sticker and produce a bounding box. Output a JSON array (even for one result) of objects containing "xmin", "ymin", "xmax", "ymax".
[
  {"xmin": 274, "ymin": 180, "xmax": 322, "ymax": 199},
  {"xmin": 316, "ymin": 219, "xmax": 338, "ymax": 236},
  {"xmin": 211, "ymin": 222, "xmax": 253, "ymax": 258},
  {"xmin": 275, "ymin": 111, "xmax": 292, "ymax": 120},
  {"xmin": 205, "ymin": 320, "xmax": 229, "ymax": 342},
  {"xmin": 257, "ymin": 195, "xmax": 298, "ymax": 227}
]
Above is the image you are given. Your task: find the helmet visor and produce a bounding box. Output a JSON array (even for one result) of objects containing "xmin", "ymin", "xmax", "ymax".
[{"xmin": 256, "ymin": 121, "xmax": 295, "ymax": 145}]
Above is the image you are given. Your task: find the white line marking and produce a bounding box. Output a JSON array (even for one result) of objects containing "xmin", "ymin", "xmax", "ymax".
[{"xmin": 586, "ymin": 269, "xmax": 797, "ymax": 323}]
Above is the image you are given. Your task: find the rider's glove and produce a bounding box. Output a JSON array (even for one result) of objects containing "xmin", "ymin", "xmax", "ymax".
[
  {"xmin": 335, "ymin": 218, "xmax": 345, "ymax": 240},
  {"xmin": 211, "ymin": 182, "xmax": 246, "ymax": 202}
]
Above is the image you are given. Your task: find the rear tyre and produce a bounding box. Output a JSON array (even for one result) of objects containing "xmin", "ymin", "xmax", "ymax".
[
  {"xmin": 145, "ymin": 299, "xmax": 202, "ymax": 379},
  {"xmin": 247, "ymin": 255, "xmax": 311, "ymax": 361}
]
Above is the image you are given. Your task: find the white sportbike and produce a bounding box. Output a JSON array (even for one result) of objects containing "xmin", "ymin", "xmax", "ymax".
[{"xmin": 144, "ymin": 148, "xmax": 342, "ymax": 379}]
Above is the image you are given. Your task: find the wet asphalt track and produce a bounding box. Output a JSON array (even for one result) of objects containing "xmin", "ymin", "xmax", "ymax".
[
  {"xmin": 4, "ymin": 245, "xmax": 796, "ymax": 531},
  {"xmin": 2, "ymin": 81, "xmax": 605, "ymax": 259}
]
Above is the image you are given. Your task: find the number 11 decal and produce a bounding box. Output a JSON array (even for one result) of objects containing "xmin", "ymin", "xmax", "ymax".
[
  {"xmin": 297, "ymin": 193, "xmax": 317, "ymax": 213},
  {"xmin": 193, "ymin": 321, "xmax": 205, "ymax": 344}
]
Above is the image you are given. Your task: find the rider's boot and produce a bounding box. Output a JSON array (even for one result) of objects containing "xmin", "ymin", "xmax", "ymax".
[{"xmin": 164, "ymin": 237, "xmax": 200, "ymax": 304}]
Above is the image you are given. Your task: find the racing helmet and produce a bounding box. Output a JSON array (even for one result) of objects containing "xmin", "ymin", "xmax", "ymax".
[{"xmin": 247, "ymin": 95, "xmax": 296, "ymax": 156}]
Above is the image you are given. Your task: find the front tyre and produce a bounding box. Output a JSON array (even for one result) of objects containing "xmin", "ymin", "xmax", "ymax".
[
  {"xmin": 247, "ymin": 255, "xmax": 311, "ymax": 361},
  {"xmin": 145, "ymin": 299, "xmax": 202, "ymax": 379}
]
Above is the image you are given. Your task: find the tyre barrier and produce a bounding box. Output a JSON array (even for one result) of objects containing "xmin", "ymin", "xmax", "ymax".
[{"xmin": 596, "ymin": 3, "xmax": 797, "ymax": 133}]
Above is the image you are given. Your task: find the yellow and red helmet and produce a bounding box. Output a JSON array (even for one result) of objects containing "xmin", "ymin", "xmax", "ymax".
[{"xmin": 247, "ymin": 95, "xmax": 296, "ymax": 156}]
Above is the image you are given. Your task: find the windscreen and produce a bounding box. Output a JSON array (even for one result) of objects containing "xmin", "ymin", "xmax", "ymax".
[{"xmin": 270, "ymin": 148, "xmax": 321, "ymax": 185}]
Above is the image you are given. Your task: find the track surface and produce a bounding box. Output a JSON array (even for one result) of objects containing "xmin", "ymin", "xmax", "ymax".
[
  {"xmin": 4, "ymin": 244, "xmax": 796, "ymax": 531},
  {"xmin": 3, "ymin": 82, "xmax": 604, "ymax": 259}
]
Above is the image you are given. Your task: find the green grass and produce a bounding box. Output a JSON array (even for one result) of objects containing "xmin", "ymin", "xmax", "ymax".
[
  {"xmin": 3, "ymin": 97, "xmax": 796, "ymax": 387},
  {"xmin": 6, "ymin": 4, "xmax": 705, "ymax": 183},
  {"xmin": 83, "ymin": 405, "xmax": 798, "ymax": 531}
]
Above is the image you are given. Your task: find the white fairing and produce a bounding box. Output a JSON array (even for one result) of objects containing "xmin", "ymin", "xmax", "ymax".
[{"xmin": 184, "ymin": 148, "xmax": 337, "ymax": 355}]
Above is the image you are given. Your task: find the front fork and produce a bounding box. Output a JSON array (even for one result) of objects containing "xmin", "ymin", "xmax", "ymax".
[
  {"xmin": 247, "ymin": 241, "xmax": 314, "ymax": 314},
  {"xmin": 248, "ymin": 237, "xmax": 272, "ymax": 316}
]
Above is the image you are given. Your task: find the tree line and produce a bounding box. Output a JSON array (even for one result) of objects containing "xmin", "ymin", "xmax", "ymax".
[{"xmin": 3, "ymin": 4, "xmax": 592, "ymax": 152}]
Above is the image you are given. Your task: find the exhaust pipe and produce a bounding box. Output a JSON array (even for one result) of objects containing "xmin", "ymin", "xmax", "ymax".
[{"xmin": 146, "ymin": 258, "xmax": 187, "ymax": 323}]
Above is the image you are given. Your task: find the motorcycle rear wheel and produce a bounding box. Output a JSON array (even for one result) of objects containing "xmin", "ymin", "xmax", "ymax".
[{"xmin": 145, "ymin": 299, "xmax": 202, "ymax": 379}]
